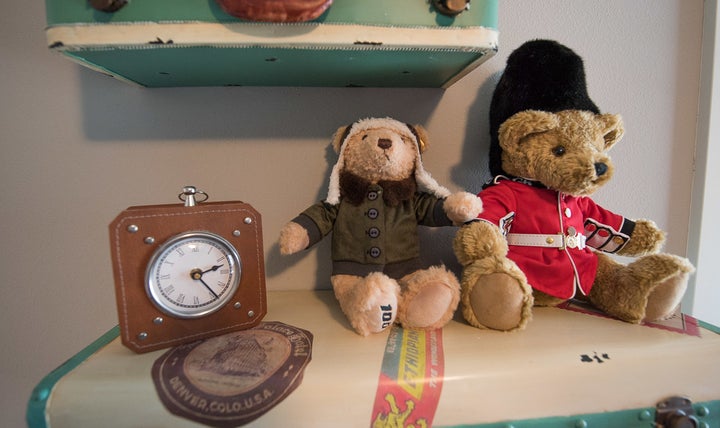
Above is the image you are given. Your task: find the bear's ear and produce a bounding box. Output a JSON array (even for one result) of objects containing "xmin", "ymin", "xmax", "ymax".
[
  {"xmin": 408, "ymin": 124, "xmax": 430, "ymax": 153},
  {"xmin": 597, "ymin": 113, "xmax": 624, "ymax": 149},
  {"xmin": 331, "ymin": 125, "xmax": 351, "ymax": 153},
  {"xmin": 499, "ymin": 110, "xmax": 559, "ymax": 152}
]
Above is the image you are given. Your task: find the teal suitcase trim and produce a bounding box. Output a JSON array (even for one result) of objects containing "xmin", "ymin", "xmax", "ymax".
[
  {"xmin": 45, "ymin": 0, "xmax": 498, "ymax": 30},
  {"xmin": 438, "ymin": 400, "xmax": 720, "ymax": 428},
  {"xmin": 44, "ymin": 0, "xmax": 499, "ymax": 88},
  {"xmin": 26, "ymin": 326, "xmax": 120, "ymax": 428},
  {"xmin": 443, "ymin": 321, "xmax": 720, "ymax": 428},
  {"xmin": 64, "ymin": 45, "xmax": 487, "ymax": 88}
]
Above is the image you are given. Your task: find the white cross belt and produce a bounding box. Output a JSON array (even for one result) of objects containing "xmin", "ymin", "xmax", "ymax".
[{"xmin": 506, "ymin": 232, "xmax": 586, "ymax": 250}]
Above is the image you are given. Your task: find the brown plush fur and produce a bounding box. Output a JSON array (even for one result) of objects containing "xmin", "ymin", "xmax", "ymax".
[
  {"xmin": 500, "ymin": 110, "xmax": 623, "ymax": 196},
  {"xmin": 454, "ymin": 109, "xmax": 694, "ymax": 331},
  {"xmin": 331, "ymin": 273, "xmax": 400, "ymax": 336},
  {"xmin": 397, "ymin": 266, "xmax": 461, "ymax": 329},
  {"xmin": 453, "ymin": 220, "xmax": 534, "ymax": 331},
  {"xmin": 280, "ymin": 117, "xmax": 483, "ymax": 336}
]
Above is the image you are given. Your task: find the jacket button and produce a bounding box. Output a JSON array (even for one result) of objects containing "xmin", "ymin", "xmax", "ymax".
[
  {"xmin": 368, "ymin": 227, "xmax": 380, "ymax": 238},
  {"xmin": 367, "ymin": 191, "xmax": 379, "ymax": 201},
  {"xmin": 368, "ymin": 247, "xmax": 381, "ymax": 258},
  {"xmin": 367, "ymin": 208, "xmax": 379, "ymax": 219}
]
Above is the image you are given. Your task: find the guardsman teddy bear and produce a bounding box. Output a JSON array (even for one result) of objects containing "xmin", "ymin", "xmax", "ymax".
[
  {"xmin": 453, "ymin": 40, "xmax": 694, "ymax": 331},
  {"xmin": 279, "ymin": 117, "xmax": 483, "ymax": 336}
]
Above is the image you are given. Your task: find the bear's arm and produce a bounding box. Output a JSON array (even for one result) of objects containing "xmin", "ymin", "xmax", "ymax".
[
  {"xmin": 290, "ymin": 201, "xmax": 339, "ymax": 249},
  {"xmin": 453, "ymin": 184, "xmax": 517, "ymax": 264},
  {"xmin": 616, "ymin": 219, "xmax": 665, "ymax": 256},
  {"xmin": 475, "ymin": 183, "xmax": 517, "ymax": 229},
  {"xmin": 577, "ymin": 197, "xmax": 664, "ymax": 255},
  {"xmin": 414, "ymin": 193, "xmax": 452, "ymax": 227}
]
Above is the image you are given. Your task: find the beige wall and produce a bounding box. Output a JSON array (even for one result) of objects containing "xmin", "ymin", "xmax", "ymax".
[{"xmin": 1, "ymin": 1, "xmax": 705, "ymax": 426}]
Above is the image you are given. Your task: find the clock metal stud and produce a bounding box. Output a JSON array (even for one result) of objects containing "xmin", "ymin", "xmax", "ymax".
[{"xmin": 109, "ymin": 186, "xmax": 267, "ymax": 353}]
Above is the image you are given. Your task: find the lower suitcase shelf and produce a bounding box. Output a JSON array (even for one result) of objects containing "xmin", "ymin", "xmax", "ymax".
[{"xmin": 28, "ymin": 290, "xmax": 720, "ymax": 427}]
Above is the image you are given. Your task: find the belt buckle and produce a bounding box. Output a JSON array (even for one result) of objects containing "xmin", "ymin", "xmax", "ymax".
[
  {"xmin": 566, "ymin": 234, "xmax": 579, "ymax": 249},
  {"xmin": 562, "ymin": 226, "xmax": 585, "ymax": 250}
]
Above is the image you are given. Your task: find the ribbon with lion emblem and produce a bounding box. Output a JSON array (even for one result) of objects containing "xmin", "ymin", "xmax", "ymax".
[{"xmin": 371, "ymin": 325, "xmax": 445, "ymax": 427}]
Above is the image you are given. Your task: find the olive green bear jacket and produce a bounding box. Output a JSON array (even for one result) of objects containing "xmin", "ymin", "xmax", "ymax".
[{"xmin": 292, "ymin": 182, "xmax": 453, "ymax": 279}]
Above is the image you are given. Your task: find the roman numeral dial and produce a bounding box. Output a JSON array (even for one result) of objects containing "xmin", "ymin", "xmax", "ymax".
[{"xmin": 145, "ymin": 232, "xmax": 241, "ymax": 318}]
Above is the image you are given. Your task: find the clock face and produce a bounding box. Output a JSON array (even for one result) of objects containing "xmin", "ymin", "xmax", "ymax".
[{"xmin": 146, "ymin": 231, "xmax": 241, "ymax": 319}]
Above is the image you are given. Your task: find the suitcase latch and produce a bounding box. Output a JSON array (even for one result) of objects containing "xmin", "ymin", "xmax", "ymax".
[
  {"xmin": 89, "ymin": 0, "xmax": 128, "ymax": 13},
  {"xmin": 655, "ymin": 396, "xmax": 699, "ymax": 428},
  {"xmin": 432, "ymin": 0, "xmax": 470, "ymax": 16}
]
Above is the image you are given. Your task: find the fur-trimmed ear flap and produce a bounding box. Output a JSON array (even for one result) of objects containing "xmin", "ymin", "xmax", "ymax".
[
  {"xmin": 598, "ymin": 113, "xmax": 624, "ymax": 149},
  {"xmin": 331, "ymin": 125, "xmax": 351, "ymax": 153},
  {"xmin": 407, "ymin": 124, "xmax": 429, "ymax": 154},
  {"xmin": 498, "ymin": 110, "xmax": 559, "ymax": 152}
]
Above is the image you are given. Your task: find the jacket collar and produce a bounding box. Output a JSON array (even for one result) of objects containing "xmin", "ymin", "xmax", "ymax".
[
  {"xmin": 339, "ymin": 171, "xmax": 417, "ymax": 206},
  {"xmin": 483, "ymin": 175, "xmax": 548, "ymax": 190}
]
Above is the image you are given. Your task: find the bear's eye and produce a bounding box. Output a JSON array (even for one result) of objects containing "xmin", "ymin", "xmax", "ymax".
[{"xmin": 552, "ymin": 146, "xmax": 566, "ymax": 157}]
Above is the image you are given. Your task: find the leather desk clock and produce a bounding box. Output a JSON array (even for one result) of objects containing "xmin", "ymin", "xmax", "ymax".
[{"xmin": 109, "ymin": 186, "xmax": 266, "ymax": 353}]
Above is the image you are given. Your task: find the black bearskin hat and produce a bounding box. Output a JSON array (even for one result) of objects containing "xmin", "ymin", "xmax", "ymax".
[{"xmin": 488, "ymin": 39, "xmax": 600, "ymax": 177}]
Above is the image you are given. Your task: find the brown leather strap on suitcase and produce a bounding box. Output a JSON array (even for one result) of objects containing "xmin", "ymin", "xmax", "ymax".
[{"xmin": 215, "ymin": 0, "xmax": 333, "ymax": 22}]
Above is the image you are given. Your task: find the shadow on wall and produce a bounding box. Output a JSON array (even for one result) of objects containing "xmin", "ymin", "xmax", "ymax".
[
  {"xmin": 264, "ymin": 116, "xmax": 464, "ymax": 289},
  {"xmin": 73, "ymin": 65, "xmax": 451, "ymax": 288},
  {"xmin": 262, "ymin": 71, "xmax": 500, "ymax": 288},
  {"xmin": 77, "ymin": 67, "xmax": 446, "ymax": 142},
  {"xmin": 74, "ymin": 60, "xmax": 499, "ymax": 291},
  {"xmin": 451, "ymin": 69, "xmax": 500, "ymax": 194}
]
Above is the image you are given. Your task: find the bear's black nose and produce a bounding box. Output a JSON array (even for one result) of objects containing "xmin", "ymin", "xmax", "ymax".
[
  {"xmin": 595, "ymin": 162, "xmax": 608, "ymax": 176},
  {"xmin": 378, "ymin": 138, "xmax": 392, "ymax": 150}
]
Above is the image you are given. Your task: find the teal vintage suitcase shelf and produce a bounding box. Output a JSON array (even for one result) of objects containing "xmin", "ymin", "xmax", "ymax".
[
  {"xmin": 28, "ymin": 291, "xmax": 720, "ymax": 427},
  {"xmin": 44, "ymin": 0, "xmax": 498, "ymax": 88}
]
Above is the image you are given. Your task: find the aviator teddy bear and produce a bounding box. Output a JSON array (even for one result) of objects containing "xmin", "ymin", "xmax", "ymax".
[
  {"xmin": 279, "ymin": 117, "xmax": 483, "ymax": 336},
  {"xmin": 453, "ymin": 40, "xmax": 695, "ymax": 331}
]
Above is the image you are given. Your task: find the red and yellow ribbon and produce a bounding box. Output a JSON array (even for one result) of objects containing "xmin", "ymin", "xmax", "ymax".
[{"xmin": 371, "ymin": 325, "xmax": 444, "ymax": 428}]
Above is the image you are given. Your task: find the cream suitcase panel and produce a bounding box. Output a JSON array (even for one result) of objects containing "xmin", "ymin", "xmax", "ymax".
[{"xmin": 28, "ymin": 290, "xmax": 720, "ymax": 427}]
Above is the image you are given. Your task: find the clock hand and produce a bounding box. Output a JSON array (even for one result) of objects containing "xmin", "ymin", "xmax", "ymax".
[
  {"xmin": 189, "ymin": 268, "xmax": 220, "ymax": 299},
  {"xmin": 198, "ymin": 277, "xmax": 220, "ymax": 299},
  {"xmin": 201, "ymin": 264, "xmax": 223, "ymax": 274}
]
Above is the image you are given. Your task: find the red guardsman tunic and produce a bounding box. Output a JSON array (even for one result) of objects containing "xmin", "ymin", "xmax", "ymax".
[{"xmin": 475, "ymin": 177, "xmax": 635, "ymax": 299}]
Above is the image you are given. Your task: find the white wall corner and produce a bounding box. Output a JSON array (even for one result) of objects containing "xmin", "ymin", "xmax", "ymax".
[{"xmin": 684, "ymin": 0, "xmax": 720, "ymax": 326}]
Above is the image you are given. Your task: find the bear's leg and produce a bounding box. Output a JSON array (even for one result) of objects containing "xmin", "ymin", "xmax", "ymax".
[
  {"xmin": 589, "ymin": 253, "xmax": 694, "ymax": 323},
  {"xmin": 532, "ymin": 289, "xmax": 567, "ymax": 307},
  {"xmin": 396, "ymin": 266, "xmax": 460, "ymax": 330},
  {"xmin": 460, "ymin": 257, "xmax": 534, "ymax": 331},
  {"xmin": 331, "ymin": 273, "xmax": 400, "ymax": 336}
]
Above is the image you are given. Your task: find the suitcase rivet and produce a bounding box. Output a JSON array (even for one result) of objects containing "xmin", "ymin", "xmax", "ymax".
[
  {"xmin": 153, "ymin": 317, "xmax": 163, "ymax": 325},
  {"xmin": 137, "ymin": 332, "xmax": 148, "ymax": 340},
  {"xmin": 638, "ymin": 409, "xmax": 652, "ymax": 420},
  {"xmin": 574, "ymin": 420, "xmax": 587, "ymax": 428},
  {"xmin": 248, "ymin": 310, "xmax": 255, "ymax": 318}
]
